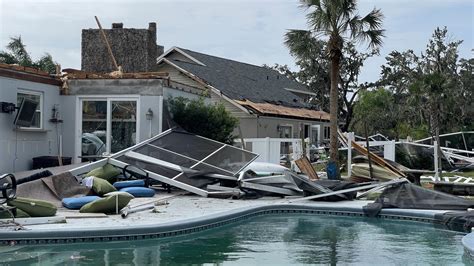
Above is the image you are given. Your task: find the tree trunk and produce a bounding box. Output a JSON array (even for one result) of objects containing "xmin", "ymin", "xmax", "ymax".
[{"xmin": 329, "ymin": 54, "xmax": 341, "ymax": 171}]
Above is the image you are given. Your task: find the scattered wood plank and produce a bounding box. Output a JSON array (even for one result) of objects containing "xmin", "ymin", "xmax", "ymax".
[
  {"xmin": 294, "ymin": 156, "xmax": 319, "ymax": 180},
  {"xmin": 338, "ymin": 130, "xmax": 406, "ymax": 178}
]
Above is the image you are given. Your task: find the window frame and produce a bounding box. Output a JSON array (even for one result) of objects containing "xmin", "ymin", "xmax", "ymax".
[
  {"xmin": 76, "ymin": 95, "xmax": 141, "ymax": 163},
  {"xmin": 17, "ymin": 89, "xmax": 43, "ymax": 130},
  {"xmin": 323, "ymin": 126, "xmax": 330, "ymax": 140},
  {"xmin": 278, "ymin": 124, "xmax": 293, "ymax": 139}
]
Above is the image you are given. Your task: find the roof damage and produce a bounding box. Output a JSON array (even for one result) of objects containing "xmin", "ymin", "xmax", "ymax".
[{"xmin": 237, "ymin": 100, "xmax": 330, "ymax": 121}]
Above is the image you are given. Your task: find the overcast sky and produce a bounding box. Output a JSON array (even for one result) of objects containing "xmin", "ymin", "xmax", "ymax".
[{"xmin": 1, "ymin": 0, "xmax": 472, "ymax": 82}]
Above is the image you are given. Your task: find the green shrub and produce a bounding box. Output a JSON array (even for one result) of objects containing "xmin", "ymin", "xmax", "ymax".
[{"xmin": 168, "ymin": 97, "xmax": 239, "ymax": 144}]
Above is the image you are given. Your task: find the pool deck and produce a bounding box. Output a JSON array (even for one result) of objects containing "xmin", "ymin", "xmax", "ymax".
[{"xmin": 0, "ymin": 192, "xmax": 452, "ymax": 245}]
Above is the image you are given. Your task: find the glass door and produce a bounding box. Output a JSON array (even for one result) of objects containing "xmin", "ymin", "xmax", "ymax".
[
  {"xmin": 81, "ymin": 100, "xmax": 108, "ymax": 160},
  {"xmin": 79, "ymin": 98, "xmax": 138, "ymax": 161},
  {"xmin": 111, "ymin": 101, "xmax": 137, "ymax": 153}
]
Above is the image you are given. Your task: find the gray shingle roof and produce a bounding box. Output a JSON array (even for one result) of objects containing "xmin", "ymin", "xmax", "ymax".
[{"xmin": 167, "ymin": 48, "xmax": 311, "ymax": 108}]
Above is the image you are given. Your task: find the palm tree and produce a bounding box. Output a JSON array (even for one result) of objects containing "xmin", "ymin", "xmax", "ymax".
[
  {"xmin": 0, "ymin": 36, "xmax": 57, "ymax": 74},
  {"xmin": 285, "ymin": 0, "xmax": 384, "ymax": 177}
]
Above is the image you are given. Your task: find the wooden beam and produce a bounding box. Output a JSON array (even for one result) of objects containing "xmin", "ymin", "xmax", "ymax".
[{"xmin": 94, "ymin": 16, "xmax": 119, "ymax": 71}]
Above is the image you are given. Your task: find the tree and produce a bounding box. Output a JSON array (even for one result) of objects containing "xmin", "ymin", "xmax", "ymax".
[
  {"xmin": 286, "ymin": 0, "xmax": 384, "ymax": 175},
  {"xmin": 458, "ymin": 58, "xmax": 474, "ymax": 129},
  {"xmin": 278, "ymin": 36, "xmax": 377, "ymax": 132},
  {"xmin": 168, "ymin": 97, "xmax": 239, "ymax": 144},
  {"xmin": 377, "ymin": 27, "xmax": 469, "ymax": 139},
  {"xmin": 0, "ymin": 36, "xmax": 57, "ymax": 74},
  {"xmin": 352, "ymin": 88, "xmax": 396, "ymax": 136}
]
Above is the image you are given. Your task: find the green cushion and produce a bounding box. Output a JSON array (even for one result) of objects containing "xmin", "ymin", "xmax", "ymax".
[
  {"xmin": 80, "ymin": 192, "xmax": 134, "ymax": 214},
  {"xmin": 7, "ymin": 197, "xmax": 57, "ymax": 217},
  {"xmin": 0, "ymin": 207, "xmax": 30, "ymax": 219},
  {"xmin": 92, "ymin": 177, "xmax": 117, "ymax": 196},
  {"xmin": 86, "ymin": 164, "xmax": 121, "ymax": 182}
]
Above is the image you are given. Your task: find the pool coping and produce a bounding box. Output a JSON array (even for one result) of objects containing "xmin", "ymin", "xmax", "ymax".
[
  {"xmin": 462, "ymin": 232, "xmax": 474, "ymax": 258},
  {"xmin": 0, "ymin": 203, "xmax": 452, "ymax": 246}
]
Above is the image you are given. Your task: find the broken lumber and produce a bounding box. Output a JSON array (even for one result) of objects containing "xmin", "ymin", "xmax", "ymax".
[
  {"xmin": 295, "ymin": 156, "xmax": 319, "ymax": 180},
  {"xmin": 338, "ymin": 130, "xmax": 405, "ymax": 178}
]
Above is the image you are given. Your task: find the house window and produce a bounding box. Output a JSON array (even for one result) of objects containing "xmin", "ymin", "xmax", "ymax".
[
  {"xmin": 17, "ymin": 90, "xmax": 43, "ymax": 129},
  {"xmin": 323, "ymin": 126, "xmax": 330, "ymax": 140},
  {"xmin": 278, "ymin": 125, "xmax": 293, "ymax": 156},
  {"xmin": 278, "ymin": 125, "xmax": 293, "ymax": 138}
]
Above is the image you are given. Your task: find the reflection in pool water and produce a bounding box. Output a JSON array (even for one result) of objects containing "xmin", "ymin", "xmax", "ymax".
[{"xmin": 0, "ymin": 214, "xmax": 469, "ymax": 265}]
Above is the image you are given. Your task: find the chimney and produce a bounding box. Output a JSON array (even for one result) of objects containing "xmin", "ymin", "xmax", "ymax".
[
  {"xmin": 148, "ymin": 22, "xmax": 157, "ymax": 34},
  {"xmin": 112, "ymin": 23, "xmax": 123, "ymax": 29}
]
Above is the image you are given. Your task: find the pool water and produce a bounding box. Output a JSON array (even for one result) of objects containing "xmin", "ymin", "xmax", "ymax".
[{"xmin": 0, "ymin": 214, "xmax": 470, "ymax": 265}]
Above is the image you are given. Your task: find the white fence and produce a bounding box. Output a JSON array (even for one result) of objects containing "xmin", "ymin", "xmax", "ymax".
[{"xmin": 239, "ymin": 138, "xmax": 307, "ymax": 165}]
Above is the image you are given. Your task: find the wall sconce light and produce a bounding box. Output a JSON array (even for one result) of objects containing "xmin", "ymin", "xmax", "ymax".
[{"xmin": 145, "ymin": 108, "xmax": 153, "ymax": 120}]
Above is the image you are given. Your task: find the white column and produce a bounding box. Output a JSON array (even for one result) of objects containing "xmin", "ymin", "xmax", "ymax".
[
  {"xmin": 384, "ymin": 140, "xmax": 396, "ymax": 161},
  {"xmin": 434, "ymin": 140, "xmax": 440, "ymax": 182},
  {"xmin": 347, "ymin": 132, "xmax": 353, "ymax": 177}
]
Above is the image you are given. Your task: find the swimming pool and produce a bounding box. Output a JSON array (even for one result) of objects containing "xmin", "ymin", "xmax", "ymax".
[{"xmin": 0, "ymin": 214, "xmax": 469, "ymax": 265}]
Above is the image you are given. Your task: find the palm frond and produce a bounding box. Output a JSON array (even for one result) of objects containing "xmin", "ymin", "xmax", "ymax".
[
  {"xmin": 6, "ymin": 36, "xmax": 33, "ymax": 65},
  {"xmin": 35, "ymin": 53, "xmax": 57, "ymax": 74},
  {"xmin": 360, "ymin": 8, "xmax": 384, "ymax": 30},
  {"xmin": 306, "ymin": 0, "xmax": 335, "ymax": 35},
  {"xmin": 345, "ymin": 7, "xmax": 384, "ymax": 49},
  {"xmin": 0, "ymin": 51, "xmax": 17, "ymax": 64},
  {"xmin": 285, "ymin": 30, "xmax": 322, "ymax": 60},
  {"xmin": 357, "ymin": 29, "xmax": 385, "ymax": 49}
]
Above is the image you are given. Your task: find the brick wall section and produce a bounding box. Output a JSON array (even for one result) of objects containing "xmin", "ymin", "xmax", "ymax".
[{"xmin": 81, "ymin": 22, "xmax": 163, "ymax": 73}]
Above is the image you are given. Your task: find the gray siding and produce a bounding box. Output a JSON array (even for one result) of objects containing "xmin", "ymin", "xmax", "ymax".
[
  {"xmin": 236, "ymin": 116, "xmax": 330, "ymax": 144},
  {"xmin": 158, "ymin": 64, "xmax": 205, "ymax": 89},
  {"xmin": 209, "ymin": 91, "xmax": 250, "ymax": 118}
]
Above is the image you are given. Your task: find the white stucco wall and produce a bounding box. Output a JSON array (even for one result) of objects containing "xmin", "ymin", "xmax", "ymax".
[{"xmin": 0, "ymin": 76, "xmax": 64, "ymax": 173}]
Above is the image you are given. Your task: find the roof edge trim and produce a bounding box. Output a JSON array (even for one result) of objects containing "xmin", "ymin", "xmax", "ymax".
[
  {"xmin": 284, "ymin": 87, "xmax": 317, "ymax": 96},
  {"xmin": 157, "ymin": 46, "xmax": 206, "ymax": 66}
]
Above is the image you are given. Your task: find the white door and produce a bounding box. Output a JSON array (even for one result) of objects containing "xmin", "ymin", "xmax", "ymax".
[{"xmin": 311, "ymin": 125, "xmax": 321, "ymax": 146}]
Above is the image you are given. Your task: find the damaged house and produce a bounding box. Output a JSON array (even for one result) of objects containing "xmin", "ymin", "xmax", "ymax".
[
  {"xmin": 0, "ymin": 21, "xmax": 329, "ymax": 172},
  {"xmin": 156, "ymin": 47, "xmax": 330, "ymax": 144}
]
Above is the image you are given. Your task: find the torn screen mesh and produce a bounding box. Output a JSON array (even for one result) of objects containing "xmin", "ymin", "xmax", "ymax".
[{"xmin": 113, "ymin": 129, "xmax": 259, "ymax": 191}]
